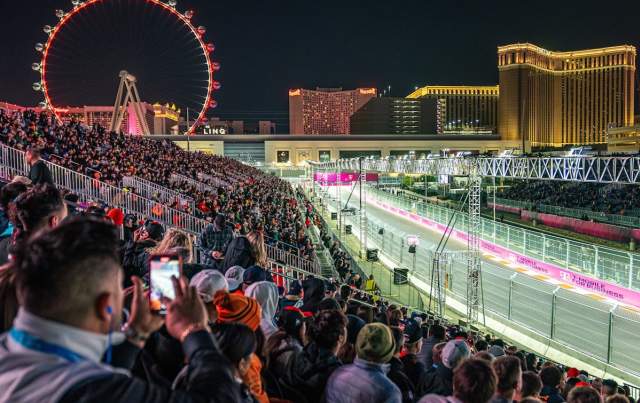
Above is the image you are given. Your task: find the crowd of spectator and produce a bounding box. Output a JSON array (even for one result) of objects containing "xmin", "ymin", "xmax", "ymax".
[
  {"xmin": 0, "ymin": 109, "xmax": 317, "ymax": 259},
  {"xmin": 0, "ymin": 108, "xmax": 636, "ymax": 403},
  {"xmin": 500, "ymin": 180, "xmax": 640, "ymax": 216}
]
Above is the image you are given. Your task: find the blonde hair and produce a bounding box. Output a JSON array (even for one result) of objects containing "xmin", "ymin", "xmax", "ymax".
[
  {"xmin": 152, "ymin": 228, "xmax": 194, "ymax": 263},
  {"xmin": 247, "ymin": 230, "xmax": 267, "ymax": 267}
]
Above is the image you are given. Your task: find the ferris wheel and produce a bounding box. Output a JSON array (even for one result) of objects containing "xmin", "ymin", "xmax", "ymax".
[{"xmin": 31, "ymin": 0, "xmax": 221, "ymax": 134}]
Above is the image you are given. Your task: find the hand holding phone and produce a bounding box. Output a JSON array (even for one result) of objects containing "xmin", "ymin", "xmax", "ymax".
[{"xmin": 149, "ymin": 254, "xmax": 182, "ymax": 314}]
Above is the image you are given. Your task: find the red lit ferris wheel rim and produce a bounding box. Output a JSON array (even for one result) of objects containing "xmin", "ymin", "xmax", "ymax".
[{"xmin": 40, "ymin": 0, "xmax": 214, "ymax": 135}]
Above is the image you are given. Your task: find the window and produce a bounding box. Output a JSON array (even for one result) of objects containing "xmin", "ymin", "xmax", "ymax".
[
  {"xmin": 276, "ymin": 150, "xmax": 290, "ymax": 163},
  {"xmin": 319, "ymin": 150, "xmax": 331, "ymax": 162}
]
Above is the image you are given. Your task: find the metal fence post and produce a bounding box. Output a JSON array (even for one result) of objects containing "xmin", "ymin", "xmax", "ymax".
[{"xmin": 550, "ymin": 287, "xmax": 559, "ymax": 339}]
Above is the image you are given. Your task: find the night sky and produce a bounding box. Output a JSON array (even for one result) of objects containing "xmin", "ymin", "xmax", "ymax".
[{"xmin": 1, "ymin": 0, "xmax": 638, "ymax": 131}]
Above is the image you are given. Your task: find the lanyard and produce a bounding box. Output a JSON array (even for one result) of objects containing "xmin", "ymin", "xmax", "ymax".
[{"xmin": 9, "ymin": 328, "xmax": 87, "ymax": 363}]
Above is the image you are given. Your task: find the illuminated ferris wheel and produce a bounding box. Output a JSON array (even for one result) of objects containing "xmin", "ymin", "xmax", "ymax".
[{"xmin": 31, "ymin": 0, "xmax": 221, "ymax": 134}]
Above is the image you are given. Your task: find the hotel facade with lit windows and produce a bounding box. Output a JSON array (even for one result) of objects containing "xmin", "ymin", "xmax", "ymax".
[
  {"xmin": 497, "ymin": 43, "xmax": 636, "ymax": 146},
  {"xmin": 407, "ymin": 85, "xmax": 499, "ymax": 134},
  {"xmin": 288, "ymin": 87, "xmax": 376, "ymax": 134}
]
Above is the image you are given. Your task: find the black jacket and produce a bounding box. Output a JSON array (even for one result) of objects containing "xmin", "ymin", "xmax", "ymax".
[
  {"xmin": 417, "ymin": 364, "xmax": 453, "ymax": 397},
  {"xmin": 280, "ymin": 342, "xmax": 342, "ymax": 403},
  {"xmin": 28, "ymin": 160, "xmax": 54, "ymax": 186},
  {"xmin": 122, "ymin": 239, "xmax": 157, "ymax": 284},
  {"xmin": 60, "ymin": 331, "xmax": 242, "ymax": 403},
  {"xmin": 299, "ymin": 278, "xmax": 326, "ymax": 314},
  {"xmin": 401, "ymin": 353, "xmax": 427, "ymax": 391},
  {"xmin": 387, "ymin": 356, "xmax": 417, "ymax": 403}
]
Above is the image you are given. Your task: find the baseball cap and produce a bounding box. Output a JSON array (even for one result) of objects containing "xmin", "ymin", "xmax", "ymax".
[
  {"xmin": 243, "ymin": 265, "xmax": 266, "ymax": 286},
  {"xmin": 190, "ymin": 270, "xmax": 228, "ymax": 303},
  {"xmin": 225, "ymin": 265, "xmax": 245, "ymax": 291}
]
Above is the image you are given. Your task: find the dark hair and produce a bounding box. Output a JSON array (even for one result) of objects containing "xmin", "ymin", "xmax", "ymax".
[
  {"xmin": 568, "ymin": 386, "xmax": 603, "ymax": 403},
  {"xmin": 525, "ymin": 352, "xmax": 538, "ymax": 371},
  {"xmin": 390, "ymin": 326, "xmax": 404, "ymax": 355},
  {"xmin": 308, "ymin": 309, "xmax": 347, "ymax": 350},
  {"xmin": 26, "ymin": 147, "xmax": 41, "ymax": 158},
  {"xmin": 493, "ymin": 356, "xmax": 521, "ymax": 394},
  {"xmin": 0, "ymin": 182, "xmax": 28, "ymax": 212},
  {"xmin": 521, "ymin": 371, "xmax": 543, "ymax": 398},
  {"xmin": 14, "ymin": 216, "xmax": 120, "ymax": 320},
  {"xmin": 606, "ymin": 395, "xmax": 630, "ymax": 403},
  {"xmin": 602, "ymin": 380, "xmax": 619, "ymax": 397},
  {"xmin": 540, "ymin": 365, "xmax": 563, "ymax": 388},
  {"xmin": 475, "ymin": 339, "xmax": 489, "ymax": 352},
  {"xmin": 429, "ymin": 324, "xmax": 446, "ymax": 340},
  {"xmin": 339, "ymin": 284, "xmax": 352, "ymax": 300},
  {"xmin": 10, "ymin": 184, "xmax": 64, "ymax": 241},
  {"xmin": 318, "ymin": 297, "xmax": 341, "ymax": 311},
  {"xmin": 564, "ymin": 378, "xmax": 582, "ymax": 399},
  {"xmin": 215, "ymin": 322, "xmax": 256, "ymax": 366},
  {"xmin": 356, "ymin": 305, "xmax": 374, "ymax": 324},
  {"xmin": 453, "ymin": 358, "xmax": 497, "ymax": 403}
]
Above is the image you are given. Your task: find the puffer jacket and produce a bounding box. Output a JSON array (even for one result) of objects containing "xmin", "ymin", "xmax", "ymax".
[
  {"xmin": 280, "ymin": 342, "xmax": 342, "ymax": 403},
  {"xmin": 325, "ymin": 357, "xmax": 402, "ymax": 403}
]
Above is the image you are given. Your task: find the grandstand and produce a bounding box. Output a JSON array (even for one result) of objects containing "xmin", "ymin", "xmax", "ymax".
[{"xmin": 0, "ymin": 107, "xmax": 638, "ymax": 403}]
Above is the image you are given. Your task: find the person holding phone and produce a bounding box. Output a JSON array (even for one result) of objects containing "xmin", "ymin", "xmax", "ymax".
[{"xmin": 0, "ymin": 216, "xmax": 241, "ymax": 402}]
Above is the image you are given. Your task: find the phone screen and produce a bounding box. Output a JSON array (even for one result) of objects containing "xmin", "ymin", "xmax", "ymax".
[{"xmin": 149, "ymin": 254, "xmax": 181, "ymax": 314}]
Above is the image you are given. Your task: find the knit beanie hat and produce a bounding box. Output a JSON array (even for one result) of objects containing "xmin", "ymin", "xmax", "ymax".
[
  {"xmin": 356, "ymin": 323, "xmax": 395, "ymax": 364},
  {"xmin": 214, "ymin": 290, "xmax": 262, "ymax": 331}
]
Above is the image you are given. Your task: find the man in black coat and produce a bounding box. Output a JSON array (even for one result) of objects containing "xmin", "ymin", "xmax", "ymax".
[{"xmin": 26, "ymin": 147, "xmax": 54, "ymax": 186}]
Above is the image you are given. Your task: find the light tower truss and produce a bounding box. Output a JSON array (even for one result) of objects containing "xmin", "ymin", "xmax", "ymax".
[{"xmin": 109, "ymin": 70, "xmax": 151, "ymax": 135}]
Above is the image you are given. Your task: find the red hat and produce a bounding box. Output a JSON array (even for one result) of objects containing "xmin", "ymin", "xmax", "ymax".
[
  {"xmin": 106, "ymin": 208, "xmax": 124, "ymax": 226},
  {"xmin": 567, "ymin": 368, "xmax": 580, "ymax": 379}
]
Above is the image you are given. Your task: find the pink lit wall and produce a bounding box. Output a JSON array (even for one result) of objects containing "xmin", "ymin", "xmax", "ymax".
[{"xmin": 314, "ymin": 172, "xmax": 379, "ymax": 184}]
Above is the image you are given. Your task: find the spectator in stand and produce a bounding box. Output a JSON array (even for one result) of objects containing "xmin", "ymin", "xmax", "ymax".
[
  {"xmin": 540, "ymin": 365, "xmax": 566, "ymax": 403},
  {"xmin": 222, "ymin": 231, "xmax": 265, "ymax": 273},
  {"xmin": 388, "ymin": 326, "xmax": 416, "ymax": 403},
  {"xmin": 418, "ymin": 324, "xmax": 446, "ymax": 369},
  {"xmin": 264, "ymin": 306, "xmax": 308, "ymax": 391},
  {"xmin": 475, "ymin": 339, "xmax": 489, "ymax": 353},
  {"xmin": 242, "ymin": 265, "xmax": 267, "ymax": 291},
  {"xmin": 606, "ymin": 395, "xmax": 630, "ymax": 403},
  {"xmin": 26, "ymin": 147, "xmax": 54, "ymax": 186},
  {"xmin": 189, "ymin": 270, "xmax": 228, "ymax": 323},
  {"xmin": 326, "ymin": 322, "xmax": 401, "ymax": 403},
  {"xmin": 402, "ymin": 318, "xmax": 427, "ymax": 388},
  {"xmin": 337, "ymin": 314, "xmax": 365, "ymax": 364},
  {"xmin": 0, "ymin": 217, "xmax": 241, "ymax": 402},
  {"xmin": 0, "ymin": 181, "xmax": 28, "ymax": 244},
  {"xmin": 491, "ymin": 355, "xmax": 522, "ymax": 403},
  {"xmin": 121, "ymin": 220, "xmax": 164, "ymax": 283},
  {"xmin": 281, "ymin": 309, "xmax": 347, "ymax": 403},
  {"xmin": 213, "ymin": 290, "xmax": 267, "ymax": 403},
  {"xmin": 568, "ymin": 386, "xmax": 603, "ymax": 403},
  {"xmin": 279, "ymin": 280, "xmax": 302, "ymax": 312},
  {"xmin": 198, "ymin": 213, "xmax": 233, "ymax": 267},
  {"xmin": 520, "ymin": 371, "xmax": 543, "ymax": 400},
  {"xmin": 419, "ymin": 358, "xmax": 497, "ymax": 403},
  {"xmin": 0, "ymin": 184, "xmax": 67, "ymax": 332},
  {"xmin": 225, "ymin": 265, "xmax": 245, "ymax": 293},
  {"xmin": 601, "ymin": 380, "xmax": 620, "ymax": 400},
  {"xmin": 245, "ymin": 281, "xmax": 279, "ymax": 340},
  {"xmin": 418, "ymin": 339, "xmax": 471, "ymax": 397},
  {"xmin": 300, "ymin": 277, "xmax": 327, "ymax": 314}
]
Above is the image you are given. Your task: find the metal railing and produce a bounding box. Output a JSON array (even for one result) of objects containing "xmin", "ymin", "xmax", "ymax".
[
  {"xmin": 122, "ymin": 176, "xmax": 196, "ymax": 211},
  {"xmin": 319, "ymin": 185, "xmax": 640, "ymax": 376},
  {"xmin": 491, "ymin": 197, "xmax": 640, "ymax": 228},
  {"xmin": 170, "ymin": 173, "xmax": 218, "ymax": 193},
  {"xmin": 0, "ymin": 143, "xmax": 318, "ymax": 274},
  {"xmin": 367, "ymin": 187, "xmax": 640, "ymax": 292}
]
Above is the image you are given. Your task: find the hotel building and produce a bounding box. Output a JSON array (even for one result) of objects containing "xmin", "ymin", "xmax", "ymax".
[
  {"xmin": 407, "ymin": 85, "xmax": 499, "ymax": 134},
  {"xmin": 497, "ymin": 43, "xmax": 636, "ymax": 146},
  {"xmin": 289, "ymin": 87, "xmax": 376, "ymax": 134}
]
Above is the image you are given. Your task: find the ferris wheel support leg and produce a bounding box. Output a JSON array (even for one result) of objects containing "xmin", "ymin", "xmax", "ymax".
[{"xmin": 109, "ymin": 76, "xmax": 126, "ymax": 133}]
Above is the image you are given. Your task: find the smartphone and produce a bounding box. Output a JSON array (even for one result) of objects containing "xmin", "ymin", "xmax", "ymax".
[{"xmin": 149, "ymin": 253, "xmax": 182, "ymax": 314}]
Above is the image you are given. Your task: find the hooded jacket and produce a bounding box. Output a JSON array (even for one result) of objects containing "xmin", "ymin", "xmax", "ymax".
[
  {"xmin": 299, "ymin": 278, "xmax": 326, "ymax": 314},
  {"xmin": 245, "ymin": 281, "xmax": 279, "ymax": 340},
  {"xmin": 325, "ymin": 357, "xmax": 402, "ymax": 403}
]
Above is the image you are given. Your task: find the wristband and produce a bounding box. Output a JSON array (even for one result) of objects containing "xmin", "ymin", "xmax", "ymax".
[{"xmin": 179, "ymin": 323, "xmax": 210, "ymax": 343}]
